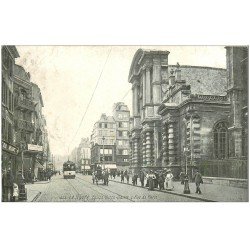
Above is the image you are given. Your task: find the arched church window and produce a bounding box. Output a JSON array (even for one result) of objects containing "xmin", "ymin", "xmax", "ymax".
[
  {"xmin": 242, "ymin": 109, "xmax": 248, "ymax": 157},
  {"xmin": 213, "ymin": 122, "xmax": 228, "ymax": 159}
]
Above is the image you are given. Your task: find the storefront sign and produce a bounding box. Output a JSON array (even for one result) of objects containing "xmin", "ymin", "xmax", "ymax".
[
  {"xmin": 27, "ymin": 144, "xmax": 43, "ymax": 152},
  {"xmin": 2, "ymin": 141, "xmax": 19, "ymax": 154}
]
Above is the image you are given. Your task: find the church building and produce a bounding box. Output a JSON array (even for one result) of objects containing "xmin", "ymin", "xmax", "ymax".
[{"xmin": 128, "ymin": 47, "xmax": 248, "ymax": 180}]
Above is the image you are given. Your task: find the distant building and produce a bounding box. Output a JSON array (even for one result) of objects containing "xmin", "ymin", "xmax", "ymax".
[
  {"xmin": 90, "ymin": 113, "xmax": 117, "ymax": 170},
  {"xmin": 129, "ymin": 47, "xmax": 248, "ymax": 182},
  {"xmin": 90, "ymin": 103, "xmax": 131, "ymax": 172},
  {"xmin": 113, "ymin": 102, "xmax": 130, "ymax": 169},
  {"xmin": 76, "ymin": 138, "xmax": 91, "ymax": 174}
]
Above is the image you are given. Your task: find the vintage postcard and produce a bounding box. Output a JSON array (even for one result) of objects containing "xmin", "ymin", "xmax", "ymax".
[{"xmin": 1, "ymin": 45, "xmax": 248, "ymax": 202}]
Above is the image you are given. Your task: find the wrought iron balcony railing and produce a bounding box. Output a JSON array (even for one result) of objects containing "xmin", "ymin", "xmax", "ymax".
[
  {"xmin": 15, "ymin": 119, "xmax": 35, "ymax": 132},
  {"xmin": 15, "ymin": 97, "xmax": 35, "ymax": 111}
]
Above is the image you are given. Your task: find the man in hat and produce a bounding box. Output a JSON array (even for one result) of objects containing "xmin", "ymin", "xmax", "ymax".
[
  {"xmin": 3, "ymin": 164, "xmax": 14, "ymax": 201},
  {"xmin": 139, "ymin": 170, "xmax": 145, "ymax": 187},
  {"xmin": 194, "ymin": 170, "xmax": 203, "ymax": 194},
  {"xmin": 179, "ymin": 171, "xmax": 185, "ymax": 185},
  {"xmin": 158, "ymin": 171, "xmax": 165, "ymax": 190},
  {"xmin": 147, "ymin": 170, "xmax": 156, "ymax": 191}
]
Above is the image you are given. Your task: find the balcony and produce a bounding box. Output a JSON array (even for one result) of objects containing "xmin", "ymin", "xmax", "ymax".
[
  {"xmin": 15, "ymin": 97, "xmax": 35, "ymax": 111},
  {"xmin": 16, "ymin": 119, "xmax": 35, "ymax": 132}
]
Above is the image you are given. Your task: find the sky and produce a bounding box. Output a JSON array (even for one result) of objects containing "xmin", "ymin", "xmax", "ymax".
[{"xmin": 15, "ymin": 46, "xmax": 226, "ymax": 157}]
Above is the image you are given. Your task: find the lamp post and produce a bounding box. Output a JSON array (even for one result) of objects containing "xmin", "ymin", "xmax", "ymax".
[
  {"xmin": 183, "ymin": 147, "xmax": 190, "ymax": 194},
  {"xmin": 83, "ymin": 149, "xmax": 86, "ymax": 175},
  {"xmin": 183, "ymin": 107, "xmax": 198, "ymax": 194},
  {"xmin": 102, "ymin": 136, "xmax": 105, "ymax": 170}
]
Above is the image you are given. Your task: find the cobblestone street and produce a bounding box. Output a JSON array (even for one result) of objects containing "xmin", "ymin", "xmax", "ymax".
[{"xmin": 29, "ymin": 174, "xmax": 201, "ymax": 202}]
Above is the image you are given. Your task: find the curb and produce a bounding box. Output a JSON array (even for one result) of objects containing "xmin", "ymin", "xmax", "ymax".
[{"xmin": 109, "ymin": 179, "xmax": 216, "ymax": 202}]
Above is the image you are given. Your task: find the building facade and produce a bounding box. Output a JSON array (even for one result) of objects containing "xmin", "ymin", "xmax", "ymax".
[
  {"xmin": 2, "ymin": 46, "xmax": 50, "ymax": 191},
  {"xmin": 2, "ymin": 46, "xmax": 20, "ymax": 183},
  {"xmin": 113, "ymin": 102, "xmax": 130, "ymax": 169},
  {"xmin": 13, "ymin": 64, "xmax": 36, "ymax": 180},
  {"xmin": 76, "ymin": 138, "xmax": 91, "ymax": 174},
  {"xmin": 129, "ymin": 47, "xmax": 248, "ymax": 180},
  {"xmin": 90, "ymin": 113, "xmax": 116, "ymax": 170}
]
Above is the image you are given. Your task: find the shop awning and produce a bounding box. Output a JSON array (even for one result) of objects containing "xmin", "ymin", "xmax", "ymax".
[
  {"xmin": 35, "ymin": 161, "xmax": 44, "ymax": 169},
  {"xmin": 103, "ymin": 164, "xmax": 117, "ymax": 170},
  {"xmin": 81, "ymin": 166, "xmax": 90, "ymax": 170}
]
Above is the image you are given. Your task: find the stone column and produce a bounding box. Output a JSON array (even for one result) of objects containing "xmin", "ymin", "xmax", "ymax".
[
  {"xmin": 142, "ymin": 132, "xmax": 146, "ymax": 167},
  {"xmin": 142, "ymin": 70, "xmax": 146, "ymax": 106},
  {"xmin": 129, "ymin": 140, "xmax": 133, "ymax": 167},
  {"xmin": 145, "ymin": 66, "xmax": 151, "ymax": 104},
  {"xmin": 133, "ymin": 137, "xmax": 139, "ymax": 168},
  {"xmin": 145, "ymin": 130, "xmax": 152, "ymax": 167},
  {"xmin": 168, "ymin": 123, "xmax": 175, "ymax": 165},
  {"xmin": 132, "ymin": 80, "xmax": 139, "ymax": 117},
  {"xmin": 162, "ymin": 123, "xmax": 168, "ymax": 166}
]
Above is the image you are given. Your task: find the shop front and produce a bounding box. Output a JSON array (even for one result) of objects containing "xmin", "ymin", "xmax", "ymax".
[
  {"xmin": 2, "ymin": 141, "xmax": 19, "ymax": 201},
  {"xmin": 2, "ymin": 141, "xmax": 19, "ymax": 175}
]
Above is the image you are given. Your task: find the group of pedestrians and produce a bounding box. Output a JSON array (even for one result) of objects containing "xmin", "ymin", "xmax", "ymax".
[
  {"xmin": 114, "ymin": 168, "xmax": 204, "ymax": 194},
  {"xmin": 116, "ymin": 169, "xmax": 175, "ymax": 191},
  {"xmin": 2, "ymin": 166, "xmax": 26, "ymax": 202},
  {"xmin": 2, "ymin": 162, "xmax": 57, "ymax": 202}
]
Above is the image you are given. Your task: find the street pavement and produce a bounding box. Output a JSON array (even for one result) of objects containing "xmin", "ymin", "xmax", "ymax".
[
  {"xmin": 110, "ymin": 176, "xmax": 249, "ymax": 202},
  {"xmin": 26, "ymin": 174, "xmax": 200, "ymax": 202},
  {"xmin": 25, "ymin": 174, "xmax": 248, "ymax": 202}
]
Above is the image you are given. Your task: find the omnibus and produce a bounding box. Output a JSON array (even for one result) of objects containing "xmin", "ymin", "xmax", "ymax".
[{"xmin": 63, "ymin": 161, "xmax": 76, "ymax": 179}]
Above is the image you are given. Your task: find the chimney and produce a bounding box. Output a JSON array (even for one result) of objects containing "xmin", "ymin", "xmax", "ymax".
[{"xmin": 169, "ymin": 68, "xmax": 175, "ymax": 86}]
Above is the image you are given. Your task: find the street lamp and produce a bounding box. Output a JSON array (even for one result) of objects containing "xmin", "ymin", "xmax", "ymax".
[
  {"xmin": 102, "ymin": 136, "xmax": 105, "ymax": 170},
  {"xmin": 183, "ymin": 147, "xmax": 190, "ymax": 194}
]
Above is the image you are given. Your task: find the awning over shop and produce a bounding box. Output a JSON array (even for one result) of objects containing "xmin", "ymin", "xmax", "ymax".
[
  {"xmin": 34, "ymin": 161, "xmax": 44, "ymax": 178},
  {"xmin": 103, "ymin": 164, "xmax": 117, "ymax": 170},
  {"xmin": 35, "ymin": 161, "xmax": 44, "ymax": 169},
  {"xmin": 81, "ymin": 165, "xmax": 90, "ymax": 170}
]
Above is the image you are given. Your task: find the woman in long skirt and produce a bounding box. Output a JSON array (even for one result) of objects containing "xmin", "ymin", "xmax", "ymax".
[{"xmin": 165, "ymin": 169, "xmax": 174, "ymax": 190}]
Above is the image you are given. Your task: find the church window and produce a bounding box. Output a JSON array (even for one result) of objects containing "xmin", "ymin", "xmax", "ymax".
[{"xmin": 213, "ymin": 122, "xmax": 228, "ymax": 159}]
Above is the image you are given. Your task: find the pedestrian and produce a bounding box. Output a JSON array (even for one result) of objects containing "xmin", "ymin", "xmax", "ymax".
[
  {"xmin": 46, "ymin": 170, "xmax": 51, "ymax": 182},
  {"xmin": 147, "ymin": 170, "xmax": 156, "ymax": 191},
  {"xmin": 132, "ymin": 172, "xmax": 137, "ymax": 186},
  {"xmin": 17, "ymin": 170, "xmax": 26, "ymax": 201},
  {"xmin": 112, "ymin": 171, "xmax": 116, "ymax": 179},
  {"xmin": 139, "ymin": 170, "xmax": 145, "ymax": 187},
  {"xmin": 92, "ymin": 171, "xmax": 96, "ymax": 184},
  {"xmin": 194, "ymin": 170, "xmax": 203, "ymax": 194},
  {"xmin": 3, "ymin": 165, "xmax": 14, "ymax": 201},
  {"xmin": 165, "ymin": 169, "xmax": 174, "ymax": 190},
  {"xmin": 12, "ymin": 183, "xmax": 19, "ymax": 202},
  {"xmin": 121, "ymin": 172, "xmax": 124, "ymax": 183},
  {"xmin": 179, "ymin": 171, "xmax": 185, "ymax": 185},
  {"xmin": 126, "ymin": 172, "xmax": 130, "ymax": 184},
  {"xmin": 158, "ymin": 171, "xmax": 165, "ymax": 190},
  {"xmin": 154, "ymin": 171, "xmax": 159, "ymax": 188}
]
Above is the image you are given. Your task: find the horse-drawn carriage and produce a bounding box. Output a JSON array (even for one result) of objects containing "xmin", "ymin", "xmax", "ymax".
[{"xmin": 92, "ymin": 165, "xmax": 109, "ymax": 185}]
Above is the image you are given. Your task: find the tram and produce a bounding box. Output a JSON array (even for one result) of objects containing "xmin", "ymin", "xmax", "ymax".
[{"xmin": 63, "ymin": 161, "xmax": 76, "ymax": 179}]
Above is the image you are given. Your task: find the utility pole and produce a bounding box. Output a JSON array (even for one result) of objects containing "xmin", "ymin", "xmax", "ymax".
[
  {"xmin": 83, "ymin": 149, "xmax": 86, "ymax": 175},
  {"xmin": 102, "ymin": 136, "xmax": 105, "ymax": 170}
]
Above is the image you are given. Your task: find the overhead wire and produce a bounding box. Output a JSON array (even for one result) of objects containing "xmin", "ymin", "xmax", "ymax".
[{"xmin": 67, "ymin": 47, "xmax": 112, "ymax": 156}]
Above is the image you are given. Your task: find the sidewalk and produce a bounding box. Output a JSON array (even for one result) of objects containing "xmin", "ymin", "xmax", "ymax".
[
  {"xmin": 25, "ymin": 180, "xmax": 50, "ymax": 202},
  {"xmin": 110, "ymin": 178, "xmax": 248, "ymax": 202}
]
